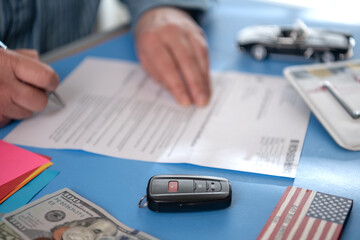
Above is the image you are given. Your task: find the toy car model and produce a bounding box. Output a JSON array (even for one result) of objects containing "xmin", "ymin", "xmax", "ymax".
[{"xmin": 237, "ymin": 20, "xmax": 355, "ymax": 62}]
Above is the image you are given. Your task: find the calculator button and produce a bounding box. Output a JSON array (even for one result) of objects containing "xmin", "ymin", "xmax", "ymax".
[
  {"xmin": 168, "ymin": 181, "xmax": 178, "ymax": 192},
  {"xmin": 194, "ymin": 181, "xmax": 207, "ymax": 192}
]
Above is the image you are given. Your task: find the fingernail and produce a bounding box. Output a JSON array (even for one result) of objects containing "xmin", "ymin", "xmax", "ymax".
[
  {"xmin": 179, "ymin": 95, "xmax": 192, "ymax": 106},
  {"xmin": 196, "ymin": 94, "xmax": 209, "ymax": 107}
]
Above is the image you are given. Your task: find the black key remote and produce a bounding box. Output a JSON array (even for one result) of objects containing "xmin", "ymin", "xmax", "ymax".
[{"xmin": 144, "ymin": 175, "xmax": 232, "ymax": 212}]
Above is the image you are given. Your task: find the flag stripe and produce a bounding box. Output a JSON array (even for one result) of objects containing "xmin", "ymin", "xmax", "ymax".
[
  {"xmin": 284, "ymin": 190, "xmax": 317, "ymax": 239},
  {"xmin": 268, "ymin": 188, "xmax": 303, "ymax": 240},
  {"xmin": 314, "ymin": 221, "xmax": 327, "ymax": 240},
  {"xmin": 282, "ymin": 189, "xmax": 316, "ymax": 239},
  {"xmin": 300, "ymin": 217, "xmax": 316, "ymax": 239},
  {"xmin": 272, "ymin": 188, "xmax": 308, "ymax": 240},
  {"xmin": 319, "ymin": 222, "xmax": 332, "ymax": 240},
  {"xmin": 293, "ymin": 215, "xmax": 310, "ymax": 239},
  {"xmin": 331, "ymin": 224, "xmax": 343, "ymax": 240},
  {"xmin": 257, "ymin": 186, "xmax": 296, "ymax": 240},
  {"xmin": 306, "ymin": 219, "xmax": 321, "ymax": 240},
  {"xmin": 325, "ymin": 223, "xmax": 338, "ymax": 240}
]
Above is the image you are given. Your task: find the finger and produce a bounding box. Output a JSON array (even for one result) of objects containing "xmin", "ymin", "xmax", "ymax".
[
  {"xmin": 15, "ymin": 49, "xmax": 40, "ymax": 60},
  {"xmin": 0, "ymin": 60, "xmax": 48, "ymax": 113},
  {"xmin": 188, "ymin": 33, "xmax": 211, "ymax": 97},
  {"xmin": 189, "ymin": 33, "xmax": 209, "ymax": 76},
  {"xmin": 3, "ymin": 101, "xmax": 32, "ymax": 120},
  {"xmin": 148, "ymin": 46, "xmax": 192, "ymax": 105},
  {"xmin": 138, "ymin": 52, "xmax": 161, "ymax": 84},
  {"xmin": 9, "ymin": 50, "xmax": 59, "ymax": 91},
  {"xmin": 166, "ymin": 35, "xmax": 209, "ymax": 106},
  {"xmin": 188, "ymin": 33, "xmax": 210, "ymax": 79},
  {"xmin": 138, "ymin": 38, "xmax": 192, "ymax": 106},
  {"xmin": 11, "ymin": 80, "xmax": 49, "ymax": 112}
]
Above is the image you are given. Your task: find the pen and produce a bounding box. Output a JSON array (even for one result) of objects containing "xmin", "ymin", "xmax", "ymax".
[
  {"xmin": 322, "ymin": 80, "xmax": 360, "ymax": 119},
  {"xmin": 0, "ymin": 41, "xmax": 7, "ymax": 50},
  {"xmin": 0, "ymin": 40, "xmax": 65, "ymax": 107}
]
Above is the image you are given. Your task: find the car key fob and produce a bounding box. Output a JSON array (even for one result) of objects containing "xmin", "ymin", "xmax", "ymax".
[{"xmin": 139, "ymin": 175, "xmax": 232, "ymax": 212}]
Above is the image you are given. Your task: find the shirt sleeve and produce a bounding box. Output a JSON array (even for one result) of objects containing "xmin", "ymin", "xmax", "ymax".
[{"xmin": 120, "ymin": 0, "xmax": 214, "ymax": 27}]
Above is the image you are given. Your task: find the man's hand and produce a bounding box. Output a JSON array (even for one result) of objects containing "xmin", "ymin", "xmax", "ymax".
[
  {"xmin": 135, "ymin": 7, "xmax": 211, "ymax": 107},
  {"xmin": 0, "ymin": 49, "xmax": 59, "ymax": 127}
]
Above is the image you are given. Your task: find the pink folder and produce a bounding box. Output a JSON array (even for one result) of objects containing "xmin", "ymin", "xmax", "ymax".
[{"xmin": 0, "ymin": 140, "xmax": 52, "ymax": 200}]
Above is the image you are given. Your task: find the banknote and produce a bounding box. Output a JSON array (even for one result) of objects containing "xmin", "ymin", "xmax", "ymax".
[
  {"xmin": 3, "ymin": 188, "xmax": 157, "ymax": 240},
  {"xmin": 0, "ymin": 221, "xmax": 23, "ymax": 240}
]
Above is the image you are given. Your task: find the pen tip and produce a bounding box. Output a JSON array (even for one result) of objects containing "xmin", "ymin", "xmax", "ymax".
[{"xmin": 49, "ymin": 92, "xmax": 65, "ymax": 107}]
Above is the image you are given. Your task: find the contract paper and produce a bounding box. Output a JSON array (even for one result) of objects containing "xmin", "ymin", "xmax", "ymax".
[{"xmin": 5, "ymin": 58, "xmax": 310, "ymax": 177}]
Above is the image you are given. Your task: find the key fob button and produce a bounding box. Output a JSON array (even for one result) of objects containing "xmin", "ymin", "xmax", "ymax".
[
  {"xmin": 168, "ymin": 181, "xmax": 178, "ymax": 192},
  {"xmin": 194, "ymin": 180, "xmax": 207, "ymax": 192},
  {"xmin": 206, "ymin": 181, "xmax": 222, "ymax": 192},
  {"xmin": 151, "ymin": 179, "xmax": 193, "ymax": 193},
  {"xmin": 151, "ymin": 179, "xmax": 169, "ymax": 194},
  {"xmin": 178, "ymin": 180, "xmax": 194, "ymax": 193}
]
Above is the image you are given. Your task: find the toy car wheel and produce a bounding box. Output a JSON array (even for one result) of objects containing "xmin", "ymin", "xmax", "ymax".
[
  {"xmin": 320, "ymin": 51, "xmax": 336, "ymax": 62},
  {"xmin": 250, "ymin": 44, "xmax": 268, "ymax": 61}
]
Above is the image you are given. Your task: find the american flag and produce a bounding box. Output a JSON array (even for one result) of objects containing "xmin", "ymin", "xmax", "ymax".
[{"xmin": 257, "ymin": 186, "xmax": 353, "ymax": 240}]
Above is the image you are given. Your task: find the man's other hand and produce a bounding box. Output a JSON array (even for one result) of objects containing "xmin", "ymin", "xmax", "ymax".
[{"xmin": 135, "ymin": 7, "xmax": 211, "ymax": 107}]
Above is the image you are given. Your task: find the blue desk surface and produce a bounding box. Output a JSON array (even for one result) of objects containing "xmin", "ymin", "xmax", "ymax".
[{"xmin": 1, "ymin": 1, "xmax": 360, "ymax": 239}]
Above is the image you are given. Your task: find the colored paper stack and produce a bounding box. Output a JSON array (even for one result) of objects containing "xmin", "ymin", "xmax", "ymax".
[{"xmin": 0, "ymin": 140, "xmax": 53, "ymax": 204}]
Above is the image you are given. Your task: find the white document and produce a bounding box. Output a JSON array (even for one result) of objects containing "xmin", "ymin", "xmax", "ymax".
[{"xmin": 5, "ymin": 57, "xmax": 310, "ymax": 177}]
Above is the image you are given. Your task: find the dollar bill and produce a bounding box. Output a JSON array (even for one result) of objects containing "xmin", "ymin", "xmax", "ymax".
[
  {"xmin": 0, "ymin": 221, "xmax": 23, "ymax": 240},
  {"xmin": 2, "ymin": 188, "xmax": 157, "ymax": 240}
]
